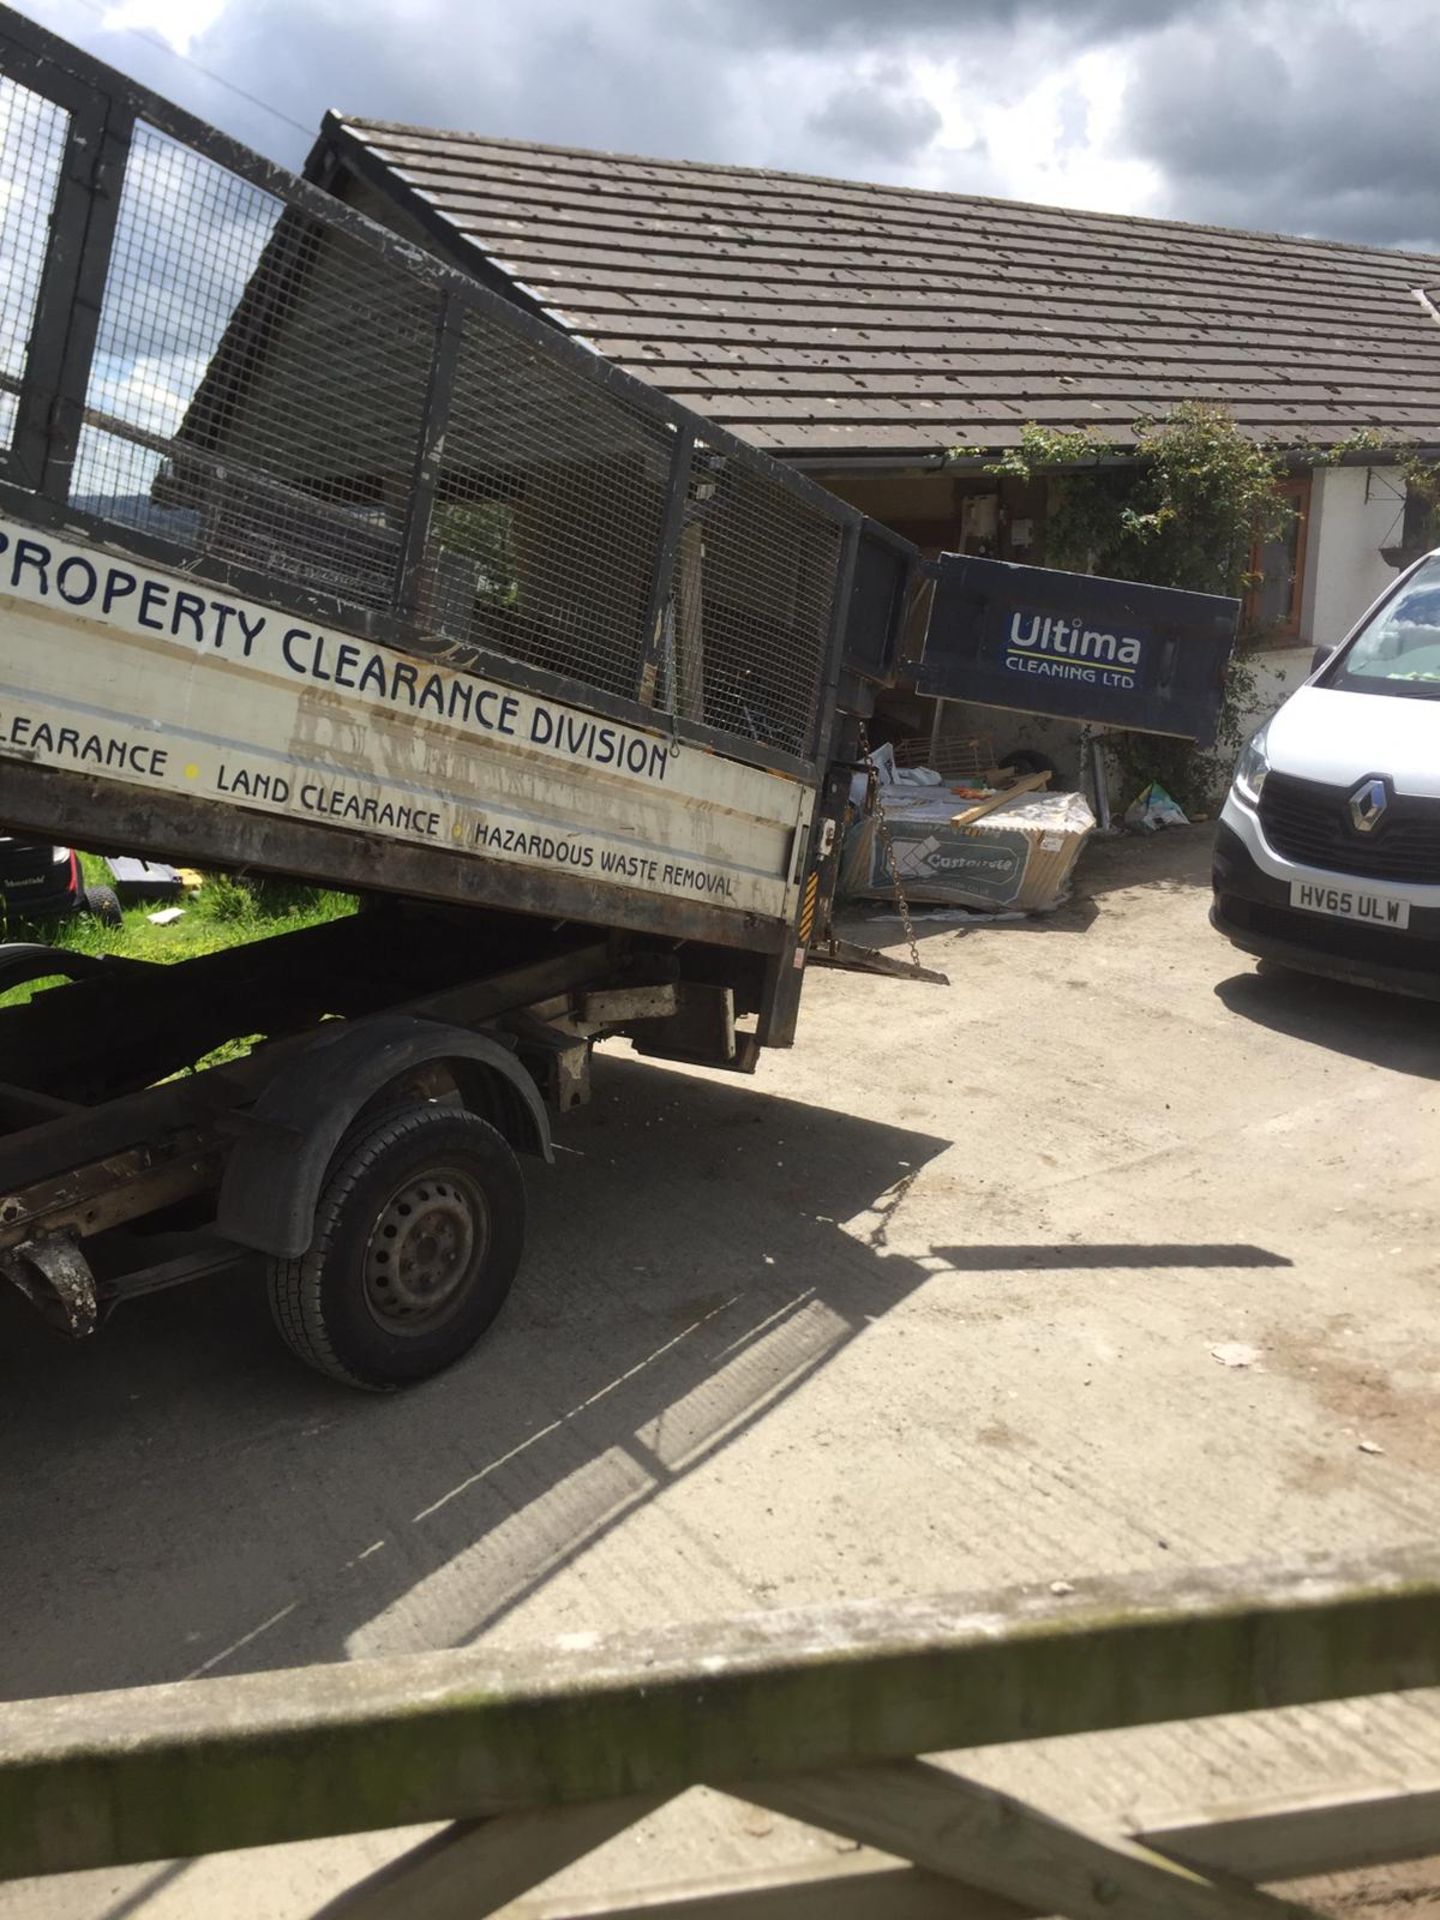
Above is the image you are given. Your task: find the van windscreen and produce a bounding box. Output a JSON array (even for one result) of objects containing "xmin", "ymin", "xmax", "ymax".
[{"xmin": 1328, "ymin": 558, "xmax": 1440, "ymax": 699}]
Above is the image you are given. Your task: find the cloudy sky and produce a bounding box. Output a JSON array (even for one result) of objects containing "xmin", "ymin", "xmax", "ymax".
[{"xmin": 16, "ymin": 0, "xmax": 1440, "ymax": 252}]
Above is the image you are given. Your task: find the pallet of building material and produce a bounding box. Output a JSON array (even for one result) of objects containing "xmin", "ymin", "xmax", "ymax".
[
  {"xmin": 840, "ymin": 787, "xmax": 1094, "ymax": 913},
  {"xmin": 950, "ymin": 769, "xmax": 1052, "ymax": 827}
]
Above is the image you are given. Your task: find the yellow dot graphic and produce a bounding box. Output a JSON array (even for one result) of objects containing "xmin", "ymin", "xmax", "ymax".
[{"xmin": 183, "ymin": 762, "xmax": 200, "ymax": 779}]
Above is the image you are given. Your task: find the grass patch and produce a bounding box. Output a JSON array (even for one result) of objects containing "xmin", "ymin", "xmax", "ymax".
[{"xmin": 1, "ymin": 857, "xmax": 357, "ymax": 1009}]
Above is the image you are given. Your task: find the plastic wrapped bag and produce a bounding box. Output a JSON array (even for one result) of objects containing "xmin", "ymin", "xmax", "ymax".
[
  {"xmin": 1124, "ymin": 781, "xmax": 1190, "ymax": 832},
  {"xmin": 848, "ymin": 740, "xmax": 897, "ymax": 808}
]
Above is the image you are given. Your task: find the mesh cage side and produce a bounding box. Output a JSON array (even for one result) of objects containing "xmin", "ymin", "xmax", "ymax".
[
  {"xmin": 79, "ymin": 121, "xmax": 436, "ymax": 608},
  {"xmin": 0, "ymin": 76, "xmax": 68, "ymax": 451},
  {"xmin": 75, "ymin": 121, "xmax": 280, "ymax": 543},
  {"xmin": 424, "ymin": 319, "xmax": 843, "ymax": 758},
  {"xmin": 423, "ymin": 308, "xmax": 674, "ymax": 706},
  {"xmin": 1, "ymin": 32, "xmax": 853, "ymax": 768},
  {"xmin": 680, "ymin": 451, "xmax": 842, "ymax": 759}
]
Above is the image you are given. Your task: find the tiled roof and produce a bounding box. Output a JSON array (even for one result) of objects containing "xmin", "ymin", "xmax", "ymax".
[{"xmin": 324, "ymin": 116, "xmax": 1440, "ymax": 463}]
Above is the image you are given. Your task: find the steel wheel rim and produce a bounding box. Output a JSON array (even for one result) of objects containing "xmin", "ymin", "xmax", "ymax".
[{"xmin": 362, "ymin": 1165, "xmax": 489, "ymax": 1334}]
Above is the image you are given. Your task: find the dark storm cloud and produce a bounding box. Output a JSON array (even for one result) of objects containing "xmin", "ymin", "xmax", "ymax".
[
  {"xmin": 25, "ymin": 0, "xmax": 739, "ymax": 168},
  {"xmin": 807, "ymin": 79, "xmax": 942, "ymax": 163},
  {"xmin": 194, "ymin": 0, "xmax": 812, "ymax": 167},
  {"xmin": 1121, "ymin": 4, "xmax": 1440, "ymax": 251},
  {"xmin": 678, "ymin": 0, "xmax": 1191, "ymax": 47},
  {"xmin": 25, "ymin": 0, "xmax": 1186, "ymax": 177},
  {"xmin": 20, "ymin": 0, "xmax": 1440, "ymax": 255}
]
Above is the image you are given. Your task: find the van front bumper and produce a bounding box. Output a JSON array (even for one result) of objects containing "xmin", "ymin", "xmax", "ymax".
[{"xmin": 1212, "ymin": 812, "xmax": 1440, "ymax": 1000}]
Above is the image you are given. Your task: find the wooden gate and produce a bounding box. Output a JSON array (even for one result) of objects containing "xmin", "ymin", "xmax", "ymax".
[{"xmin": 3, "ymin": 1546, "xmax": 1439, "ymax": 1917}]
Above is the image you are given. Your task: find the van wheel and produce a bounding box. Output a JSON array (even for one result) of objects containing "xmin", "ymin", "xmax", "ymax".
[{"xmin": 267, "ymin": 1104, "xmax": 525, "ymax": 1389}]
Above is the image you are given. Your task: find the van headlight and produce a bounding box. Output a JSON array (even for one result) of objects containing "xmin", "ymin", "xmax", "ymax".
[{"xmin": 1231, "ymin": 726, "xmax": 1270, "ymax": 807}]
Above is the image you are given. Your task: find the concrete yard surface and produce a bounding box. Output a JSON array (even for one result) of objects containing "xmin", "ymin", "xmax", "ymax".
[{"xmin": 2, "ymin": 824, "xmax": 1439, "ymax": 1915}]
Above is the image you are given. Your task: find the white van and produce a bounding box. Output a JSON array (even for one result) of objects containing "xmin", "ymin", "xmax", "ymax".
[{"xmin": 1213, "ymin": 552, "xmax": 1440, "ymax": 997}]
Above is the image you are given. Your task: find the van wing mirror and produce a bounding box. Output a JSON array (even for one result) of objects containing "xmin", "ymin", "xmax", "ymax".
[{"xmin": 1310, "ymin": 644, "xmax": 1335, "ymax": 676}]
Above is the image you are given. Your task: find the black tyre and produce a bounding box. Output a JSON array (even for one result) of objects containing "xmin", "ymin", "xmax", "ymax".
[
  {"xmin": 267, "ymin": 1104, "xmax": 525, "ymax": 1389},
  {"xmin": 999, "ymin": 748, "xmax": 1057, "ymax": 780},
  {"xmin": 84, "ymin": 883, "xmax": 122, "ymax": 925}
]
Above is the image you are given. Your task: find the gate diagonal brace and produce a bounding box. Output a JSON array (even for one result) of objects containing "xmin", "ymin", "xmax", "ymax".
[
  {"xmin": 312, "ymin": 1793, "xmax": 670, "ymax": 1920},
  {"xmin": 744, "ymin": 1759, "xmax": 1324, "ymax": 1920}
]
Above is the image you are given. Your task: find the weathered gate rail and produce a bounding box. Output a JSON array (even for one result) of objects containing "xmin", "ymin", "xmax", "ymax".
[{"xmin": 4, "ymin": 1547, "xmax": 1440, "ymax": 1917}]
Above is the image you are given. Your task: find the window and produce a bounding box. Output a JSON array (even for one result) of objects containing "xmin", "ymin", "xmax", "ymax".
[{"xmin": 1244, "ymin": 473, "xmax": 1310, "ymax": 642}]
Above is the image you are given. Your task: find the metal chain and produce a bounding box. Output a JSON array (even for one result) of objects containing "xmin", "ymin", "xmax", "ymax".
[{"xmin": 857, "ymin": 720, "xmax": 923, "ymax": 975}]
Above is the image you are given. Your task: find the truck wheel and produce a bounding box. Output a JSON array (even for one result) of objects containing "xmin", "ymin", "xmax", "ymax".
[{"xmin": 267, "ymin": 1104, "xmax": 524, "ymax": 1389}]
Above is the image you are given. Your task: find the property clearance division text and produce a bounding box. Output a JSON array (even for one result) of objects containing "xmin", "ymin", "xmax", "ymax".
[{"xmin": 0, "ymin": 529, "xmax": 672, "ymax": 783}]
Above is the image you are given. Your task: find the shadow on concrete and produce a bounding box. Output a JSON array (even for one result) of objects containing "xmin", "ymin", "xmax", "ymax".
[
  {"xmin": 934, "ymin": 1243, "xmax": 1292, "ymax": 1271},
  {"xmin": 0, "ymin": 1054, "xmax": 950, "ymax": 1701},
  {"xmin": 1214, "ymin": 966, "xmax": 1440, "ymax": 1081},
  {"xmin": 842, "ymin": 893, "xmax": 1100, "ymax": 949}
]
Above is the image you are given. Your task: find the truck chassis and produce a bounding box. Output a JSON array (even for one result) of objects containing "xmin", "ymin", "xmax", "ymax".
[{"xmin": 0, "ymin": 896, "xmax": 777, "ymax": 1384}]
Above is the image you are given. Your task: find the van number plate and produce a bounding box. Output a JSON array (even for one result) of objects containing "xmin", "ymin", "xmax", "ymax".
[{"xmin": 1289, "ymin": 881, "xmax": 1410, "ymax": 929}]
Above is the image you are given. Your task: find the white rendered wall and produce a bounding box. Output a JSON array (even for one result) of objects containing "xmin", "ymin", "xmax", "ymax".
[{"xmin": 1301, "ymin": 465, "xmax": 1401, "ymax": 651}]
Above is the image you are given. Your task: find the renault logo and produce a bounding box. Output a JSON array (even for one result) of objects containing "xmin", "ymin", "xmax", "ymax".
[{"xmin": 1348, "ymin": 778, "xmax": 1388, "ymax": 834}]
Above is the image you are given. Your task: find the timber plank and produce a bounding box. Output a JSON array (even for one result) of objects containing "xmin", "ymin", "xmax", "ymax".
[
  {"xmin": 516, "ymin": 1781, "xmax": 1440, "ymax": 1917},
  {"xmin": 1143, "ymin": 1780, "xmax": 1440, "ymax": 1883},
  {"xmin": 526, "ymin": 1854, "xmax": 1020, "ymax": 1919},
  {"xmin": 950, "ymin": 774, "xmax": 1052, "ymax": 827},
  {"xmin": 313, "ymin": 1796, "xmax": 667, "ymax": 1919},
  {"xmin": 748, "ymin": 1761, "xmax": 1322, "ymax": 1920}
]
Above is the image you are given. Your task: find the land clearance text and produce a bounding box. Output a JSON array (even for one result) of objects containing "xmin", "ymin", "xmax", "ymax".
[
  {"xmin": 217, "ymin": 766, "xmax": 735, "ymax": 897},
  {"xmin": 0, "ymin": 703, "xmax": 732, "ymax": 897}
]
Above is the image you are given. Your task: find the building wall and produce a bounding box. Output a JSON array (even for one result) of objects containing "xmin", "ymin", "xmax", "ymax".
[{"xmin": 816, "ymin": 468, "xmax": 1048, "ymax": 566}]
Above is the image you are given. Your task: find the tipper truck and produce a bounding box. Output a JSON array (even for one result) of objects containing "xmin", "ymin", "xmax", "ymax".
[
  {"xmin": 0, "ymin": 10, "xmax": 938, "ymax": 1385},
  {"xmin": 0, "ymin": 11, "xmax": 1240, "ymax": 1386}
]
